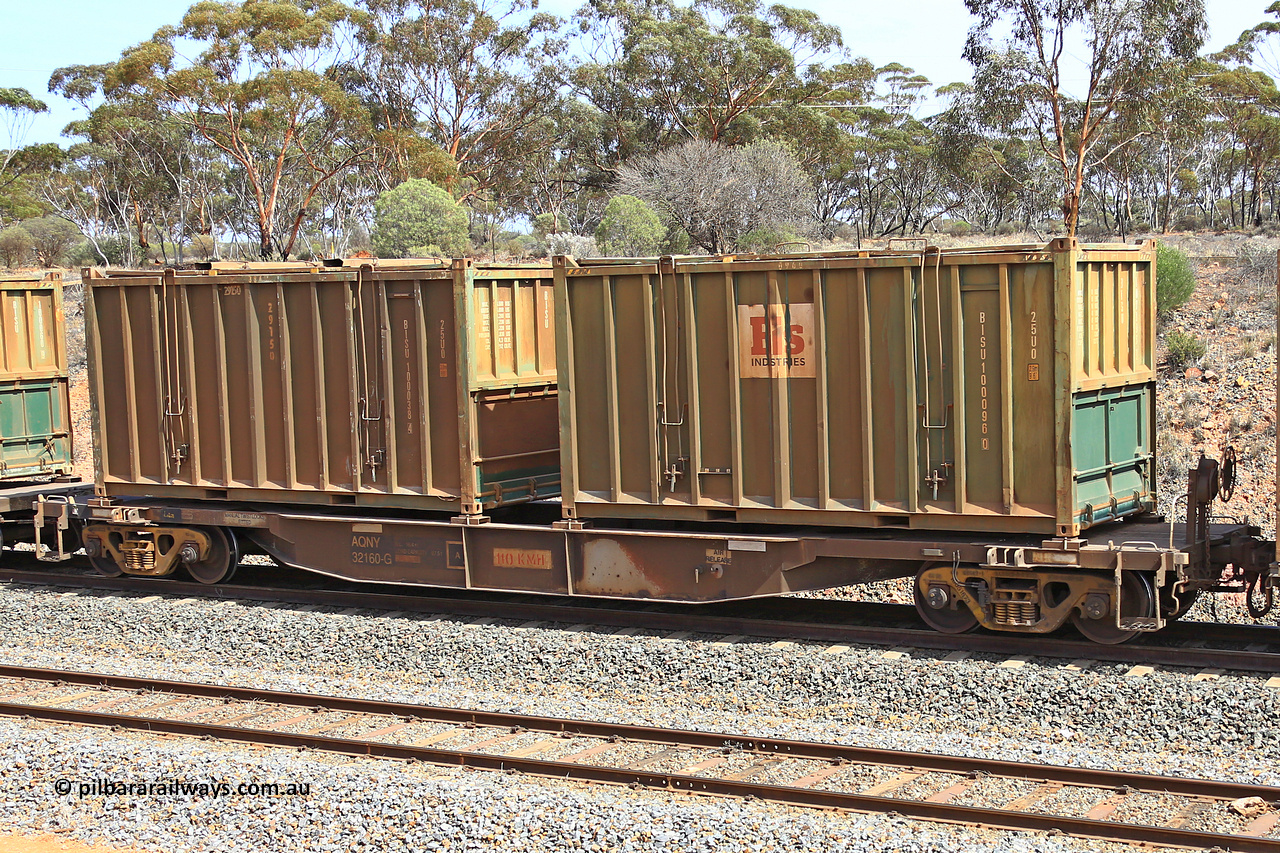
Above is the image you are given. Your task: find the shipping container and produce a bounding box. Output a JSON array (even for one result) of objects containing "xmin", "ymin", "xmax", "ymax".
[
  {"xmin": 555, "ymin": 238, "xmax": 1156, "ymax": 536},
  {"xmin": 0, "ymin": 273, "xmax": 74, "ymax": 482},
  {"xmin": 87, "ymin": 260, "xmax": 558, "ymax": 514}
]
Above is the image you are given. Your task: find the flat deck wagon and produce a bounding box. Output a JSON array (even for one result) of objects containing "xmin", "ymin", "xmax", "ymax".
[{"xmin": 37, "ymin": 243, "xmax": 1274, "ymax": 644}]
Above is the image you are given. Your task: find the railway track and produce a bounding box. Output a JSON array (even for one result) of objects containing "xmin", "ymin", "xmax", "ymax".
[
  {"xmin": 3, "ymin": 559, "xmax": 1280, "ymax": 675},
  {"xmin": 1, "ymin": 663, "xmax": 1278, "ymax": 850}
]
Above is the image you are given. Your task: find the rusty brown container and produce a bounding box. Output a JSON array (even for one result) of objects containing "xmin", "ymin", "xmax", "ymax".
[
  {"xmin": 0, "ymin": 272, "xmax": 74, "ymax": 482},
  {"xmin": 87, "ymin": 259, "xmax": 557, "ymax": 513},
  {"xmin": 556, "ymin": 238, "xmax": 1156, "ymax": 535}
]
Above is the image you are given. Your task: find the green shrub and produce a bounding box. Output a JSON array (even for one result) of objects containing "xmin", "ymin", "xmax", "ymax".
[
  {"xmin": 25, "ymin": 216, "xmax": 81, "ymax": 267},
  {"xmin": 739, "ymin": 226, "xmax": 804, "ymax": 254},
  {"xmin": 1165, "ymin": 330, "xmax": 1206, "ymax": 369},
  {"xmin": 532, "ymin": 212, "xmax": 559, "ymax": 241},
  {"xmin": 0, "ymin": 225, "xmax": 33, "ymax": 267},
  {"xmin": 595, "ymin": 195, "xmax": 664, "ymax": 257},
  {"xmin": 372, "ymin": 179, "xmax": 469, "ymax": 259},
  {"xmin": 65, "ymin": 240, "xmax": 101, "ymax": 269},
  {"xmin": 144, "ymin": 240, "xmax": 184, "ymax": 264},
  {"xmin": 503, "ymin": 235, "xmax": 539, "ymax": 259},
  {"xmin": 189, "ymin": 234, "xmax": 217, "ymax": 261},
  {"xmin": 662, "ymin": 226, "xmax": 691, "ymax": 255},
  {"xmin": 71, "ymin": 234, "xmax": 142, "ymax": 267},
  {"xmin": 1156, "ymin": 241, "xmax": 1196, "ymax": 317}
]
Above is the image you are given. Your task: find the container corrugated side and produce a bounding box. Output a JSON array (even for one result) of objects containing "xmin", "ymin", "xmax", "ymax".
[
  {"xmin": 0, "ymin": 273, "xmax": 73, "ymax": 481},
  {"xmin": 88, "ymin": 261, "xmax": 558, "ymax": 512},
  {"xmin": 555, "ymin": 238, "xmax": 1155, "ymax": 535}
]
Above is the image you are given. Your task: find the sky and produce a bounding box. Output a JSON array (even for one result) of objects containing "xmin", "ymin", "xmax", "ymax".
[{"xmin": 0, "ymin": 0, "xmax": 1271, "ymax": 147}]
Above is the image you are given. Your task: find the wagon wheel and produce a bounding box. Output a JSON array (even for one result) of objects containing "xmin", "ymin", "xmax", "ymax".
[
  {"xmin": 83, "ymin": 527, "xmax": 123, "ymax": 577},
  {"xmin": 1071, "ymin": 572, "xmax": 1154, "ymax": 645},
  {"xmin": 89, "ymin": 555, "xmax": 123, "ymax": 577},
  {"xmin": 913, "ymin": 568, "xmax": 979, "ymax": 634},
  {"xmin": 183, "ymin": 527, "xmax": 238, "ymax": 585}
]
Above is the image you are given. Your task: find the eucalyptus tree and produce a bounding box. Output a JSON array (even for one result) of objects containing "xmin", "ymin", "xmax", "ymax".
[
  {"xmin": 1213, "ymin": 8, "xmax": 1280, "ymax": 228},
  {"xmin": 804, "ymin": 65, "xmax": 955, "ymax": 241},
  {"xmin": 47, "ymin": 63, "xmax": 227, "ymax": 264},
  {"xmin": 302, "ymin": 135, "xmax": 455, "ymax": 256},
  {"xmin": 42, "ymin": 71, "xmax": 174, "ymax": 265},
  {"xmin": 496, "ymin": 98, "xmax": 609, "ymax": 234},
  {"xmin": 1145, "ymin": 63, "xmax": 1213, "ymax": 231},
  {"xmin": 1219, "ymin": 1, "xmax": 1280, "ymax": 79},
  {"xmin": 0, "ymin": 88, "xmax": 61, "ymax": 223},
  {"xmin": 42, "ymin": 145, "xmax": 139, "ymax": 265},
  {"xmin": 350, "ymin": 0, "xmax": 564, "ymax": 202},
  {"xmin": 52, "ymin": 0, "xmax": 379, "ymax": 260},
  {"xmin": 1201, "ymin": 65, "xmax": 1280, "ymax": 228},
  {"xmin": 935, "ymin": 81, "xmax": 1060, "ymax": 234},
  {"xmin": 792, "ymin": 108, "xmax": 862, "ymax": 239},
  {"xmin": 962, "ymin": 0, "xmax": 1207, "ymax": 236},
  {"xmin": 569, "ymin": 0, "xmax": 868, "ymax": 164},
  {"xmin": 0, "ymin": 87, "xmax": 45, "ymax": 152},
  {"xmin": 1078, "ymin": 60, "xmax": 1212, "ymax": 234},
  {"xmin": 932, "ymin": 92, "xmax": 1031, "ymax": 233},
  {"xmin": 767, "ymin": 57, "xmax": 877, "ymax": 239}
]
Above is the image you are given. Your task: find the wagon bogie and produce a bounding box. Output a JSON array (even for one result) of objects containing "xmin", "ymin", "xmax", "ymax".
[
  {"xmin": 80, "ymin": 522, "xmax": 235, "ymax": 583},
  {"xmin": 914, "ymin": 564, "xmax": 1162, "ymax": 643}
]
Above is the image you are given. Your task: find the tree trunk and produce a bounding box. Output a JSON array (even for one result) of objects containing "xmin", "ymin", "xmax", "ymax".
[
  {"xmin": 1253, "ymin": 165, "xmax": 1264, "ymax": 227},
  {"xmin": 1063, "ymin": 188, "xmax": 1080, "ymax": 238}
]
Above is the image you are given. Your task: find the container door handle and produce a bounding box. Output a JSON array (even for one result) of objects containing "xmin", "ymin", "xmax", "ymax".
[
  {"xmin": 916, "ymin": 246, "xmax": 948, "ymax": 430},
  {"xmin": 159, "ymin": 268, "xmax": 190, "ymax": 472}
]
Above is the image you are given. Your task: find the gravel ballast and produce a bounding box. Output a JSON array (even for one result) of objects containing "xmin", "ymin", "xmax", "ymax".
[
  {"xmin": 1, "ymin": 585, "xmax": 1278, "ymax": 787},
  {"xmin": 0, "ymin": 719, "xmax": 1205, "ymax": 853}
]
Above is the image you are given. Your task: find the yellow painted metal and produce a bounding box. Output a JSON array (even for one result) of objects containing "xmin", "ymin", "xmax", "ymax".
[
  {"xmin": 555, "ymin": 239, "xmax": 1156, "ymax": 535},
  {"xmin": 0, "ymin": 272, "xmax": 65, "ymax": 382}
]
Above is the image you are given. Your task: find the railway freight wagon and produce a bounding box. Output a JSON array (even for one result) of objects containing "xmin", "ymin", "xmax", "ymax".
[
  {"xmin": 40, "ymin": 242, "xmax": 1273, "ymax": 646},
  {"xmin": 554, "ymin": 238, "xmax": 1155, "ymax": 537}
]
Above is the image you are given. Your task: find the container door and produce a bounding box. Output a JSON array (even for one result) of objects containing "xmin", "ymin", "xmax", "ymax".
[
  {"xmin": 1068, "ymin": 251, "xmax": 1157, "ymax": 529},
  {"xmin": 468, "ymin": 273, "xmax": 559, "ymax": 507}
]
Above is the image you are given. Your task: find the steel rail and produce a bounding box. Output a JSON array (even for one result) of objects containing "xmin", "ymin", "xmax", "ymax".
[
  {"xmin": 0, "ymin": 663, "xmax": 1269, "ymax": 798},
  {"xmin": 3, "ymin": 565, "xmax": 1280, "ymax": 674},
  {"xmin": 2, "ymin": 665, "xmax": 1279, "ymax": 851}
]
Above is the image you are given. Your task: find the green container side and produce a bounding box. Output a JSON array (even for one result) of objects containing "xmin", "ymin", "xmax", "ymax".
[
  {"xmin": 1070, "ymin": 385, "xmax": 1155, "ymax": 525},
  {"xmin": 0, "ymin": 379, "xmax": 73, "ymax": 480}
]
